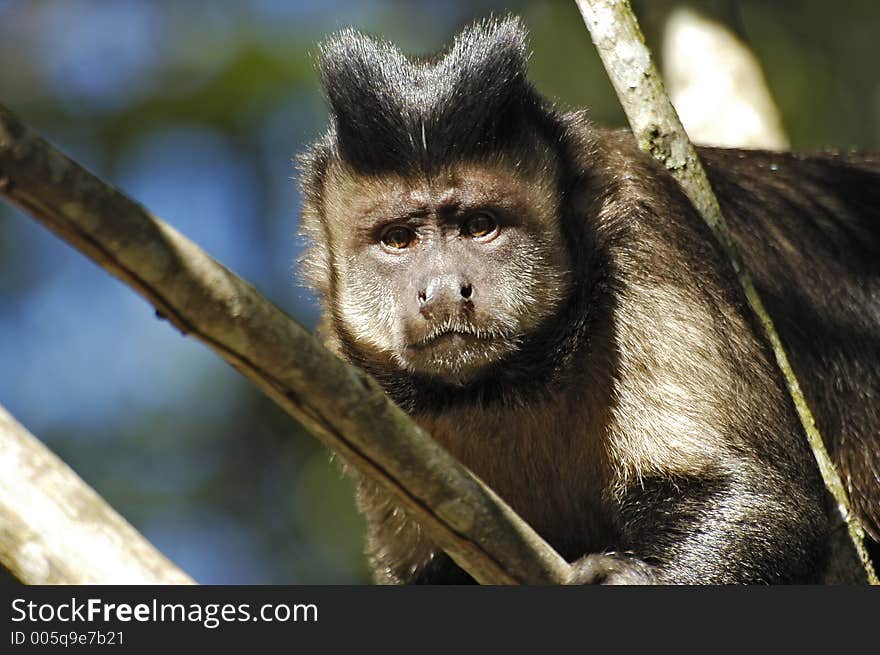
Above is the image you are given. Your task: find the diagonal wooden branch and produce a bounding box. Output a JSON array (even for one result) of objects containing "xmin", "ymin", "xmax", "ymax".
[
  {"xmin": 0, "ymin": 104, "xmax": 572, "ymax": 586},
  {"xmin": 574, "ymin": 0, "xmax": 878, "ymax": 584},
  {"xmin": 0, "ymin": 404, "xmax": 195, "ymax": 584}
]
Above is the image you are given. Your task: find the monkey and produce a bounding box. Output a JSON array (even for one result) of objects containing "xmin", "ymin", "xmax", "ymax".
[{"xmin": 296, "ymin": 16, "xmax": 880, "ymax": 584}]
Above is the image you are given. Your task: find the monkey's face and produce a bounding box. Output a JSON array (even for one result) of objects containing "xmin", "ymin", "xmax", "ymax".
[{"xmin": 320, "ymin": 162, "xmax": 572, "ymax": 385}]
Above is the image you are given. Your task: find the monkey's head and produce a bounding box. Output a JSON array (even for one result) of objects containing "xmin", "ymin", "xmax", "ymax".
[{"xmin": 299, "ymin": 17, "xmax": 585, "ymax": 387}]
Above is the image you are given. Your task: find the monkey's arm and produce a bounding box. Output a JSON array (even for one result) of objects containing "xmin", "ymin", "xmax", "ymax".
[
  {"xmin": 378, "ymin": 474, "xmax": 828, "ymax": 585},
  {"xmin": 570, "ymin": 469, "xmax": 828, "ymax": 584}
]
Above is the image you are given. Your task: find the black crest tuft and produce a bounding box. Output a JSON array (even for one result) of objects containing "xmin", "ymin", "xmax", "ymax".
[{"xmin": 317, "ymin": 16, "xmax": 561, "ymax": 174}]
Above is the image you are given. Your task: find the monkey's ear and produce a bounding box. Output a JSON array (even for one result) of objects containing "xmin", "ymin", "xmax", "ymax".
[{"xmin": 316, "ymin": 16, "xmax": 539, "ymax": 173}]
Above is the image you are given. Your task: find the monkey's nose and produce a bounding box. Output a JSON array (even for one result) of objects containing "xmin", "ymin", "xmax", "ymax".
[{"xmin": 418, "ymin": 275, "xmax": 473, "ymax": 319}]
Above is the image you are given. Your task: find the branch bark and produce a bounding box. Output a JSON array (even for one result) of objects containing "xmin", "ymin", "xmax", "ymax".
[
  {"xmin": 0, "ymin": 104, "xmax": 572, "ymax": 586},
  {"xmin": 574, "ymin": 0, "xmax": 877, "ymax": 584},
  {"xmin": 0, "ymin": 404, "xmax": 194, "ymax": 584}
]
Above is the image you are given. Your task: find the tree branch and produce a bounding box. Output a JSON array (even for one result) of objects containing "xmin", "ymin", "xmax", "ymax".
[
  {"xmin": 574, "ymin": 0, "xmax": 877, "ymax": 584},
  {"xmin": 0, "ymin": 104, "xmax": 572, "ymax": 585},
  {"xmin": 0, "ymin": 404, "xmax": 194, "ymax": 584}
]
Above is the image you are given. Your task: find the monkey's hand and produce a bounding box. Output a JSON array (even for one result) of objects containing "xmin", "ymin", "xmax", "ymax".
[{"xmin": 567, "ymin": 553, "xmax": 657, "ymax": 585}]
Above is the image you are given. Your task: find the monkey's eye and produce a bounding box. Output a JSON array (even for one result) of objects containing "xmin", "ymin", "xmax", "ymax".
[
  {"xmin": 380, "ymin": 225, "xmax": 415, "ymax": 250},
  {"xmin": 463, "ymin": 212, "xmax": 498, "ymax": 239}
]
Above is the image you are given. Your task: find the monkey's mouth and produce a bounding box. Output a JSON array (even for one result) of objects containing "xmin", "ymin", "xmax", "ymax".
[
  {"xmin": 406, "ymin": 333, "xmax": 485, "ymax": 366},
  {"xmin": 402, "ymin": 324, "xmax": 515, "ymax": 382},
  {"xmin": 409, "ymin": 328, "xmax": 489, "ymax": 350}
]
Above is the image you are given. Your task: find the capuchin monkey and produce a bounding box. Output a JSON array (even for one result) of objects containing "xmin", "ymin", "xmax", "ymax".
[{"xmin": 297, "ymin": 16, "xmax": 880, "ymax": 584}]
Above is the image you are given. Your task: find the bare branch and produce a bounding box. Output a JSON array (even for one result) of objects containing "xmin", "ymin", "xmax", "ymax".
[
  {"xmin": 0, "ymin": 104, "xmax": 572, "ymax": 585},
  {"xmin": 0, "ymin": 404, "xmax": 194, "ymax": 584},
  {"xmin": 574, "ymin": 0, "xmax": 877, "ymax": 584}
]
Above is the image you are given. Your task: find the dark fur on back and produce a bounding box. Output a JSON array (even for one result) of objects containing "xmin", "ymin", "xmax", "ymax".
[{"xmin": 702, "ymin": 149, "xmax": 880, "ymax": 541}]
